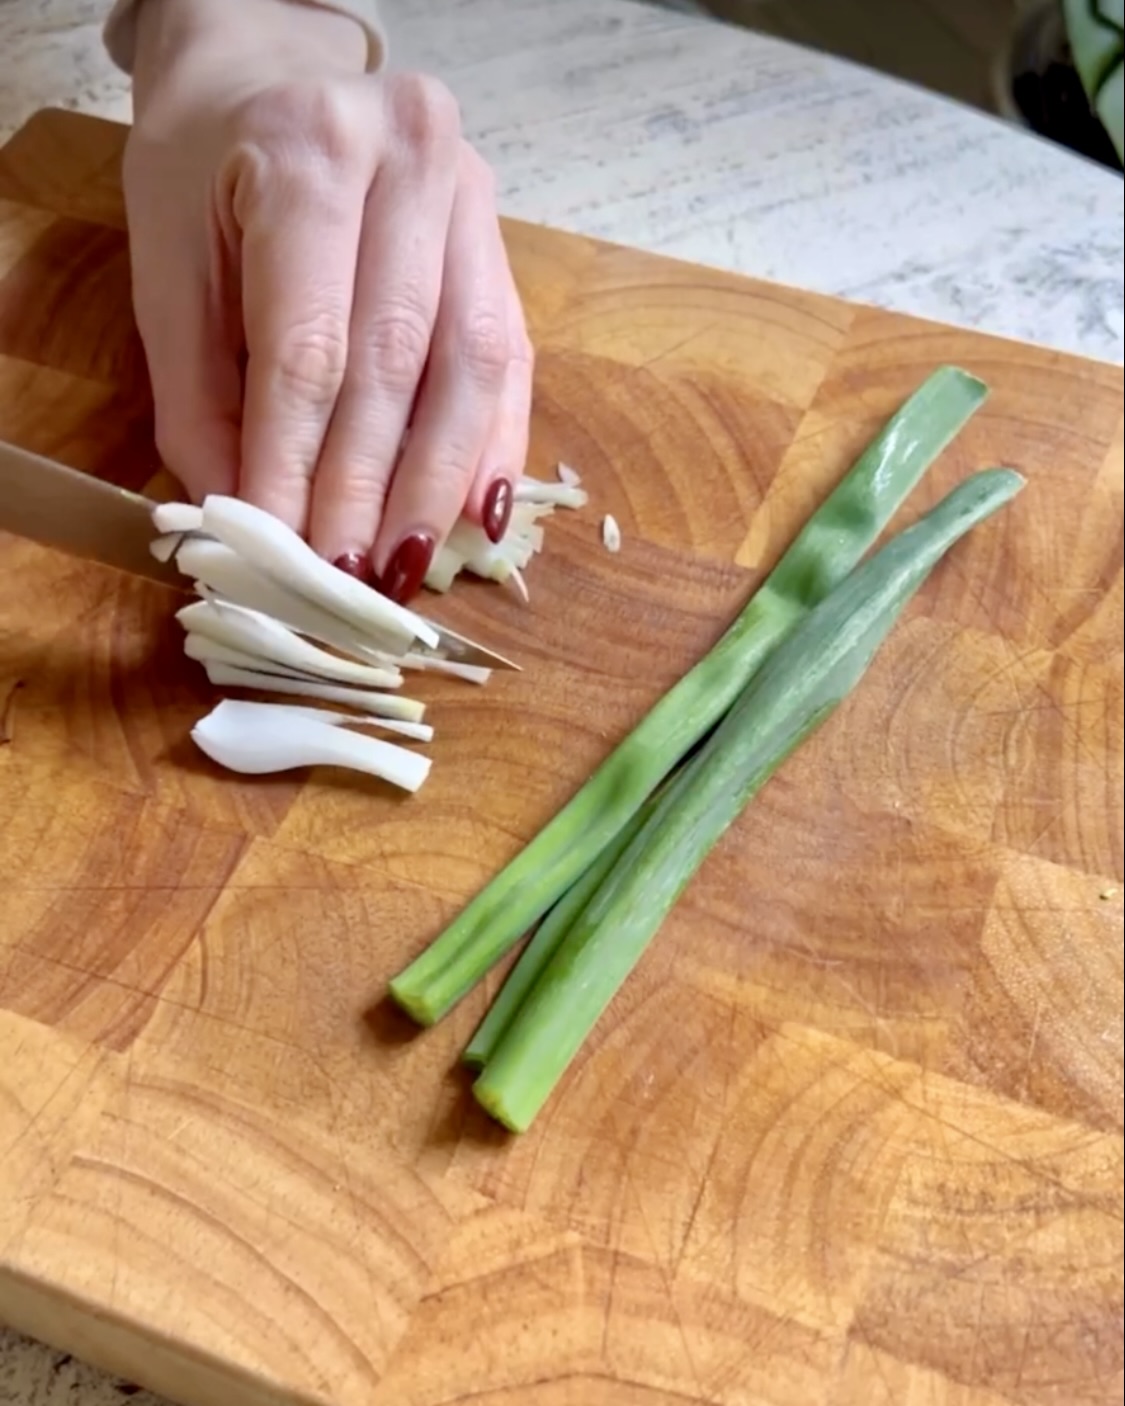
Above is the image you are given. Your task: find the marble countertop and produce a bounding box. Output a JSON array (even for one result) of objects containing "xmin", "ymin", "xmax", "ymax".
[
  {"xmin": 0, "ymin": 0, "xmax": 1122, "ymax": 1403},
  {"xmin": 1, "ymin": 0, "xmax": 1123, "ymax": 366}
]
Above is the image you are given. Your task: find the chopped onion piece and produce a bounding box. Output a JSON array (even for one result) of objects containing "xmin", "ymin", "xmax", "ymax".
[
  {"xmin": 424, "ymin": 509, "xmax": 551, "ymax": 592},
  {"xmin": 419, "ymin": 486, "xmax": 584, "ymax": 594},
  {"xmin": 192, "ymin": 699, "xmax": 430, "ymax": 792},
  {"xmin": 178, "ymin": 540, "xmax": 399, "ymax": 660},
  {"xmin": 184, "ymin": 631, "xmax": 329, "ymax": 682},
  {"xmin": 200, "ymin": 494, "xmax": 439, "ymax": 652},
  {"xmin": 602, "ymin": 514, "xmax": 622, "ymax": 553},
  {"xmin": 515, "ymin": 478, "xmax": 589, "ymax": 510},
  {"xmin": 209, "ymin": 700, "xmax": 433, "ymax": 743},
  {"xmin": 509, "ymin": 567, "xmax": 530, "ymax": 604},
  {"xmin": 177, "ymin": 598, "xmax": 403, "ymax": 689},
  {"xmin": 556, "ymin": 462, "xmax": 581, "ymax": 487},
  {"xmin": 150, "ymin": 532, "xmax": 187, "ymax": 564},
  {"xmin": 152, "ymin": 502, "xmax": 205, "ymax": 535},
  {"xmin": 423, "ymin": 552, "xmax": 461, "ymax": 594},
  {"xmin": 202, "ymin": 661, "xmax": 426, "ymax": 721},
  {"xmin": 402, "ymin": 652, "xmax": 492, "ymax": 686}
]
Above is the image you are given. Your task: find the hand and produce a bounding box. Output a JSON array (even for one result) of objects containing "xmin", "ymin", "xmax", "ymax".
[{"xmin": 123, "ymin": 0, "xmax": 532, "ymax": 603}]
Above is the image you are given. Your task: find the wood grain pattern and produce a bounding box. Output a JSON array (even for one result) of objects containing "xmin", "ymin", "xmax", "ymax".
[{"xmin": 0, "ymin": 109, "xmax": 1121, "ymax": 1406}]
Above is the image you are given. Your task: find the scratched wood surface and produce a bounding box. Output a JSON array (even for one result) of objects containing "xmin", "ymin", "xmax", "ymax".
[{"xmin": 0, "ymin": 109, "xmax": 1121, "ymax": 1406}]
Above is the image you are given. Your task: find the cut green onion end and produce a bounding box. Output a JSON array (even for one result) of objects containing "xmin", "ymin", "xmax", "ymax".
[{"xmin": 470, "ymin": 1074, "xmax": 527, "ymax": 1133}]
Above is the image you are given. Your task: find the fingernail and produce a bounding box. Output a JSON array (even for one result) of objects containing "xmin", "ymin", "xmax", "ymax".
[
  {"xmin": 482, "ymin": 477, "xmax": 514, "ymax": 545},
  {"xmin": 333, "ymin": 551, "xmax": 372, "ymax": 582},
  {"xmin": 380, "ymin": 532, "xmax": 435, "ymax": 605}
]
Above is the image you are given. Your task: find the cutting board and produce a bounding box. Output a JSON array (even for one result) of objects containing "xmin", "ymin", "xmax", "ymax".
[{"xmin": 0, "ymin": 108, "xmax": 1121, "ymax": 1406}]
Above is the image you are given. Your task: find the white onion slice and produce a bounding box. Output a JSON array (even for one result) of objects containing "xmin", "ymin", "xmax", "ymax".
[
  {"xmin": 191, "ymin": 700, "xmax": 430, "ymax": 792},
  {"xmin": 202, "ymin": 662, "xmax": 425, "ymax": 721},
  {"xmin": 177, "ymin": 598, "xmax": 403, "ymax": 689},
  {"xmin": 210, "ymin": 700, "xmax": 433, "ymax": 743},
  {"xmin": 152, "ymin": 502, "xmax": 205, "ymax": 534},
  {"xmin": 515, "ymin": 477, "xmax": 589, "ymax": 510},
  {"xmin": 601, "ymin": 514, "xmax": 622, "ymax": 553},
  {"xmin": 177, "ymin": 539, "xmax": 397, "ymax": 660},
  {"xmin": 150, "ymin": 532, "xmax": 188, "ymax": 564},
  {"xmin": 401, "ymin": 653, "xmax": 492, "ymax": 686},
  {"xmin": 557, "ymin": 462, "xmax": 581, "ymax": 487},
  {"xmin": 508, "ymin": 567, "xmax": 530, "ymax": 604},
  {"xmin": 200, "ymin": 495, "xmax": 438, "ymax": 652},
  {"xmin": 184, "ymin": 632, "xmax": 327, "ymax": 681}
]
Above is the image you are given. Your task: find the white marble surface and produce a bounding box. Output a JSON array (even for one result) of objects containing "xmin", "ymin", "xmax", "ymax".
[
  {"xmin": 0, "ymin": 0, "xmax": 1123, "ymax": 1402},
  {"xmin": 0, "ymin": 0, "xmax": 1123, "ymax": 365}
]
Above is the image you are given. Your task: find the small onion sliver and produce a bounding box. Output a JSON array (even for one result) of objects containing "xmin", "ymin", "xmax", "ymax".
[
  {"xmin": 202, "ymin": 661, "xmax": 426, "ymax": 721},
  {"xmin": 177, "ymin": 598, "xmax": 404, "ymax": 689},
  {"xmin": 179, "ymin": 539, "xmax": 402, "ymax": 661},
  {"xmin": 152, "ymin": 502, "xmax": 206, "ymax": 535},
  {"xmin": 184, "ymin": 632, "xmax": 331, "ymax": 682},
  {"xmin": 515, "ymin": 478, "xmax": 588, "ymax": 510},
  {"xmin": 402, "ymin": 653, "xmax": 492, "ymax": 686},
  {"xmin": 601, "ymin": 514, "xmax": 622, "ymax": 553}
]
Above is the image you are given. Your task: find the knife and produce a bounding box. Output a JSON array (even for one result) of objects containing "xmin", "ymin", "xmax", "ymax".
[{"xmin": 0, "ymin": 439, "xmax": 520, "ymax": 671}]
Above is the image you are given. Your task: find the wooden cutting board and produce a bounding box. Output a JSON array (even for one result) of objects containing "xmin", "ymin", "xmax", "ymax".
[{"xmin": 0, "ymin": 108, "xmax": 1121, "ymax": 1406}]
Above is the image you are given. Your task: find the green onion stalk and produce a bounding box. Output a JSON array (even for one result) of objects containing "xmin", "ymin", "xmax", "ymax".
[
  {"xmin": 389, "ymin": 367, "xmax": 990, "ymax": 1025},
  {"xmin": 473, "ymin": 467, "xmax": 1025, "ymax": 1132}
]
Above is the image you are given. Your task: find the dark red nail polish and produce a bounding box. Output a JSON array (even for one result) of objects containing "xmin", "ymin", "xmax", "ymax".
[
  {"xmin": 333, "ymin": 551, "xmax": 371, "ymax": 583},
  {"xmin": 380, "ymin": 532, "xmax": 435, "ymax": 605},
  {"xmin": 483, "ymin": 477, "xmax": 513, "ymax": 544},
  {"xmin": 331, "ymin": 548, "xmax": 371, "ymax": 582}
]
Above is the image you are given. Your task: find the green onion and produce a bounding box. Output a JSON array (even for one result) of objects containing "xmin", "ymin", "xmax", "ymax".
[
  {"xmin": 461, "ymin": 786, "xmax": 661, "ymax": 1069},
  {"xmin": 472, "ymin": 467, "xmax": 1025, "ymax": 1132},
  {"xmin": 389, "ymin": 366, "xmax": 990, "ymax": 1025},
  {"xmin": 464, "ymin": 723, "xmax": 720, "ymax": 1067}
]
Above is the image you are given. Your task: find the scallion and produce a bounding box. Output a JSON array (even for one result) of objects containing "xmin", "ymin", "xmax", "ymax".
[
  {"xmin": 389, "ymin": 366, "xmax": 991, "ymax": 1025},
  {"xmin": 473, "ymin": 467, "xmax": 1025, "ymax": 1132}
]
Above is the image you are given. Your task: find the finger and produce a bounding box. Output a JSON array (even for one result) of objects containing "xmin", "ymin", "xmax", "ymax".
[
  {"xmin": 234, "ymin": 99, "xmax": 371, "ymax": 536},
  {"xmin": 131, "ymin": 250, "xmax": 242, "ymax": 504},
  {"xmin": 461, "ymin": 272, "xmax": 534, "ymax": 544},
  {"xmin": 308, "ymin": 83, "xmax": 460, "ymax": 572},
  {"xmin": 372, "ymin": 150, "xmax": 509, "ymax": 602}
]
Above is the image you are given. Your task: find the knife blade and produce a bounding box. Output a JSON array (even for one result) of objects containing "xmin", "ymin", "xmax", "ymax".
[
  {"xmin": 0, "ymin": 439, "xmax": 185, "ymax": 588},
  {"xmin": 0, "ymin": 439, "xmax": 520, "ymax": 672}
]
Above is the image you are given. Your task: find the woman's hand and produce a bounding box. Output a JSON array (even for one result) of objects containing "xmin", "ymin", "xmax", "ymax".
[{"xmin": 123, "ymin": 0, "xmax": 532, "ymax": 602}]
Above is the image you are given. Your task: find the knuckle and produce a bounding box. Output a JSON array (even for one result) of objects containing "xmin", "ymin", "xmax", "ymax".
[
  {"xmin": 388, "ymin": 72, "xmax": 461, "ymax": 153},
  {"xmin": 225, "ymin": 84, "xmax": 360, "ymax": 214},
  {"xmin": 238, "ymin": 82, "xmax": 354, "ymax": 164},
  {"xmin": 458, "ymin": 310, "xmax": 508, "ymax": 382},
  {"xmin": 321, "ymin": 468, "xmax": 391, "ymax": 524},
  {"xmin": 271, "ymin": 316, "xmax": 349, "ymax": 404},
  {"xmin": 363, "ymin": 307, "xmax": 432, "ymax": 392},
  {"xmin": 459, "ymin": 141, "xmax": 496, "ymax": 195},
  {"xmin": 425, "ymin": 447, "xmax": 479, "ymax": 496}
]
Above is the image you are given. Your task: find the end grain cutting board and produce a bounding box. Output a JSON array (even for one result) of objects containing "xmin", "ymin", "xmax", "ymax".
[{"xmin": 0, "ymin": 109, "xmax": 1121, "ymax": 1406}]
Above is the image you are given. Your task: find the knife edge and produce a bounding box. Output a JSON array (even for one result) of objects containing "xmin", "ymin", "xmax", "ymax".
[{"xmin": 0, "ymin": 439, "xmax": 520, "ymax": 670}]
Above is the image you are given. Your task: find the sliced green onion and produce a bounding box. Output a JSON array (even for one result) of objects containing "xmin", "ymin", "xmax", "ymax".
[
  {"xmin": 473, "ymin": 467, "xmax": 1025, "ymax": 1132},
  {"xmin": 389, "ymin": 365, "xmax": 990, "ymax": 1025}
]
